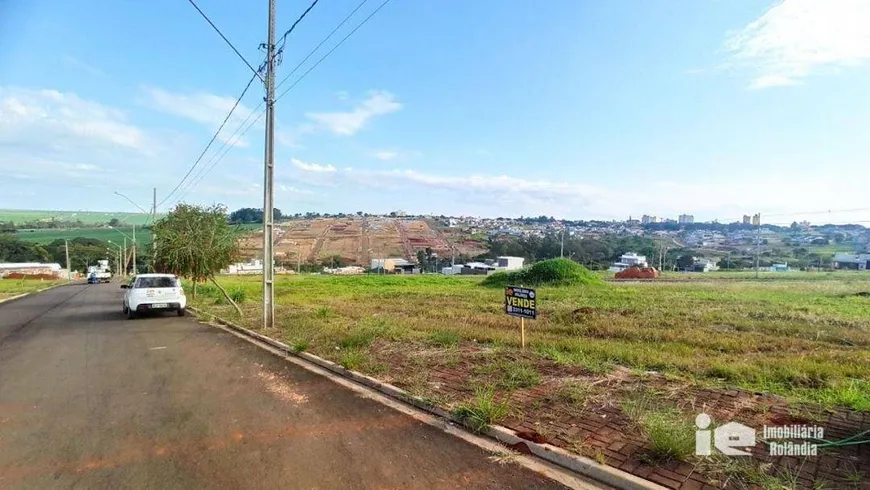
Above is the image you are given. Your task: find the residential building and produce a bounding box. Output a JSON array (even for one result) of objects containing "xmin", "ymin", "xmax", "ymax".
[
  {"xmin": 608, "ymin": 253, "xmax": 648, "ymax": 272},
  {"xmin": 370, "ymin": 258, "xmax": 415, "ymax": 273},
  {"xmin": 752, "ymin": 213, "xmax": 761, "ymax": 226},
  {"xmin": 693, "ymin": 258, "xmax": 719, "ymax": 272},
  {"xmin": 770, "ymin": 263, "xmax": 790, "ymax": 272},
  {"xmin": 743, "ymin": 215, "xmax": 751, "ymax": 225},
  {"xmin": 641, "ymin": 215, "xmax": 658, "ymax": 224},
  {"xmin": 833, "ymin": 253, "xmax": 870, "ymax": 271},
  {"xmin": 678, "ymin": 214, "xmax": 694, "ymax": 224}
]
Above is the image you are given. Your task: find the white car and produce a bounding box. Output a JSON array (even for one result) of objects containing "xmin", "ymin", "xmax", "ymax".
[{"xmin": 122, "ymin": 274, "xmax": 187, "ymax": 319}]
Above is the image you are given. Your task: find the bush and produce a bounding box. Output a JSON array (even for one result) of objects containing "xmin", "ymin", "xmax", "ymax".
[
  {"xmin": 481, "ymin": 258, "xmax": 603, "ymax": 288},
  {"xmin": 230, "ymin": 288, "xmax": 247, "ymax": 304}
]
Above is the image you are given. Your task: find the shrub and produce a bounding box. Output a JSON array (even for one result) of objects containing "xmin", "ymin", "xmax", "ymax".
[
  {"xmin": 230, "ymin": 288, "xmax": 247, "ymax": 304},
  {"xmin": 481, "ymin": 258, "xmax": 603, "ymax": 288}
]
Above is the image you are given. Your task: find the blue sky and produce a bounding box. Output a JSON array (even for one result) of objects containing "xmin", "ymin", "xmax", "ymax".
[{"xmin": 2, "ymin": 0, "xmax": 870, "ymax": 224}]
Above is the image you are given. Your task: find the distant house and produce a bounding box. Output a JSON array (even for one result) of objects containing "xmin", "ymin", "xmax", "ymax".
[
  {"xmin": 833, "ymin": 253, "xmax": 870, "ymax": 271},
  {"xmin": 371, "ymin": 258, "xmax": 417, "ymax": 274},
  {"xmin": 225, "ymin": 259, "xmax": 264, "ymax": 275},
  {"xmin": 608, "ymin": 253, "xmax": 648, "ymax": 272},
  {"xmin": 770, "ymin": 263, "xmax": 790, "ymax": 272},
  {"xmin": 692, "ymin": 258, "xmax": 719, "ymax": 272}
]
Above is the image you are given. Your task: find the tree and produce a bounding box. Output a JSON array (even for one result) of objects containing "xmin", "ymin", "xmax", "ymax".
[
  {"xmin": 676, "ymin": 254, "xmax": 695, "ymax": 271},
  {"xmin": 108, "ymin": 218, "xmax": 122, "ymax": 227},
  {"xmin": 152, "ymin": 204, "xmax": 243, "ymax": 315}
]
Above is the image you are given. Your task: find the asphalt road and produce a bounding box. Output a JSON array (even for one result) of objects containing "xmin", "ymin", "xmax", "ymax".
[{"xmin": 0, "ymin": 283, "xmax": 576, "ymax": 489}]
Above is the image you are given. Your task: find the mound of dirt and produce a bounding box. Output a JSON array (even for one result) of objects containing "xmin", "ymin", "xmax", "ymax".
[{"xmin": 614, "ymin": 266, "xmax": 660, "ymax": 279}]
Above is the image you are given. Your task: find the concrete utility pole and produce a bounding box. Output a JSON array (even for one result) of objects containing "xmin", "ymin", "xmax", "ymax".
[
  {"xmin": 560, "ymin": 227, "xmax": 565, "ymax": 258},
  {"xmin": 755, "ymin": 213, "xmax": 762, "ymax": 279},
  {"xmin": 123, "ymin": 237, "xmax": 127, "ymax": 277},
  {"xmin": 65, "ymin": 240, "xmax": 71, "ymax": 280},
  {"xmin": 132, "ymin": 225, "xmax": 137, "ymax": 275},
  {"xmin": 261, "ymin": 0, "xmax": 277, "ymax": 330}
]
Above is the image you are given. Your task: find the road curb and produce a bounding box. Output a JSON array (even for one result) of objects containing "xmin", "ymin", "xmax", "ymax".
[
  {"xmin": 189, "ymin": 306, "xmax": 665, "ymax": 490},
  {"xmin": 0, "ymin": 281, "xmax": 74, "ymax": 306}
]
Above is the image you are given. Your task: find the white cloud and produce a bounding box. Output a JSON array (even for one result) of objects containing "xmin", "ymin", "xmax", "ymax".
[
  {"xmin": 142, "ymin": 86, "xmax": 258, "ymax": 146},
  {"xmin": 724, "ymin": 0, "xmax": 870, "ymax": 88},
  {"xmin": 290, "ymin": 157, "xmax": 336, "ymax": 173},
  {"xmin": 306, "ymin": 91, "xmax": 402, "ymax": 136},
  {"xmin": 373, "ymin": 150, "xmax": 398, "ymax": 161},
  {"xmin": 0, "ymin": 87, "xmax": 148, "ymax": 151}
]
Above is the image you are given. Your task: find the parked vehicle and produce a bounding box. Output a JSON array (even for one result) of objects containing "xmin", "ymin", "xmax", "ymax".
[
  {"xmin": 87, "ymin": 259, "xmax": 112, "ymax": 283},
  {"xmin": 121, "ymin": 274, "xmax": 186, "ymax": 319}
]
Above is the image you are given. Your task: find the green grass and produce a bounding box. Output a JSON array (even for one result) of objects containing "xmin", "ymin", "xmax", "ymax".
[
  {"xmin": 0, "ymin": 209, "xmax": 159, "ymax": 226},
  {"xmin": 14, "ymin": 227, "xmax": 152, "ymax": 245},
  {"xmin": 194, "ymin": 272, "xmax": 870, "ymax": 410},
  {"xmin": 0, "ymin": 278, "xmax": 66, "ymax": 298},
  {"xmin": 482, "ymin": 258, "xmax": 603, "ymax": 287},
  {"xmin": 453, "ymin": 385, "xmax": 513, "ymax": 433},
  {"xmin": 475, "ymin": 359, "xmax": 541, "ymax": 390},
  {"xmin": 620, "ymin": 391, "xmax": 696, "ymax": 462}
]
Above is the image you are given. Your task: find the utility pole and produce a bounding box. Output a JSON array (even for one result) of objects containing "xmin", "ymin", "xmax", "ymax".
[
  {"xmin": 755, "ymin": 213, "xmax": 761, "ymax": 279},
  {"xmin": 297, "ymin": 245, "xmax": 301, "ymax": 274},
  {"xmin": 152, "ymin": 188, "xmax": 157, "ymax": 222},
  {"xmin": 261, "ymin": 0, "xmax": 277, "ymax": 330},
  {"xmin": 132, "ymin": 225, "xmax": 137, "ymax": 275},
  {"xmin": 65, "ymin": 239, "xmax": 71, "ymax": 280},
  {"xmin": 560, "ymin": 227, "xmax": 564, "ymax": 258},
  {"xmin": 123, "ymin": 237, "xmax": 127, "ymax": 277}
]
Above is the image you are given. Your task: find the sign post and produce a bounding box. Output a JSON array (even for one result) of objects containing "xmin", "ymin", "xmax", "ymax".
[{"xmin": 504, "ymin": 286, "xmax": 536, "ymax": 349}]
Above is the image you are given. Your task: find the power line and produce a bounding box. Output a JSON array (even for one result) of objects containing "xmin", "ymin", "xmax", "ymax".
[
  {"xmin": 159, "ymin": 72, "xmax": 258, "ymax": 207},
  {"xmin": 172, "ymin": 0, "xmax": 379, "ymax": 201},
  {"xmin": 185, "ymin": 0, "xmax": 263, "ymax": 80},
  {"xmin": 277, "ymin": 0, "xmax": 392, "ymax": 102},
  {"xmin": 277, "ymin": 0, "xmax": 320, "ymax": 49}
]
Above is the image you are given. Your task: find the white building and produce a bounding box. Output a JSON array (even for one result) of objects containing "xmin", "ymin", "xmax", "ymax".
[
  {"xmin": 679, "ymin": 214, "xmax": 694, "ymax": 224},
  {"xmin": 608, "ymin": 253, "xmax": 648, "ymax": 272},
  {"xmin": 225, "ymin": 259, "xmax": 263, "ymax": 275},
  {"xmin": 833, "ymin": 253, "xmax": 870, "ymax": 271},
  {"xmin": 496, "ymin": 256, "xmax": 524, "ymax": 270},
  {"xmin": 0, "ymin": 262, "xmax": 63, "ymax": 277}
]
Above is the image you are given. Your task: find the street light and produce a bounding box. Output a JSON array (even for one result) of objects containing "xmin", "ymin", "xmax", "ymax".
[{"xmin": 114, "ymin": 190, "xmax": 154, "ymax": 275}]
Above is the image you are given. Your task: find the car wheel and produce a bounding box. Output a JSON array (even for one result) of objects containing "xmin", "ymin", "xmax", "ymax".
[
  {"xmin": 177, "ymin": 308, "xmax": 186, "ymax": 317},
  {"xmin": 127, "ymin": 308, "xmax": 136, "ymax": 320}
]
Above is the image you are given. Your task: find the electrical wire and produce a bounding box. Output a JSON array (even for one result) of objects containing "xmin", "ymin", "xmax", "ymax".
[
  {"xmin": 185, "ymin": 0, "xmax": 262, "ymax": 80},
  {"xmin": 276, "ymin": 0, "xmax": 392, "ymax": 102},
  {"xmin": 277, "ymin": 0, "xmax": 320, "ymax": 49},
  {"xmin": 171, "ymin": 0, "xmax": 380, "ymax": 203},
  {"xmin": 158, "ymin": 72, "xmax": 258, "ymax": 207}
]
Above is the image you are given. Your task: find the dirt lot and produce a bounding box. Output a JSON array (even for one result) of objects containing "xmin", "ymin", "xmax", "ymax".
[{"xmin": 242, "ymin": 218, "xmax": 485, "ymax": 266}]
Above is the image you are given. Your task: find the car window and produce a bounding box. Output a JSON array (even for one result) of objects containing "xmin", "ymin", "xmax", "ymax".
[{"xmin": 134, "ymin": 277, "xmax": 178, "ymax": 288}]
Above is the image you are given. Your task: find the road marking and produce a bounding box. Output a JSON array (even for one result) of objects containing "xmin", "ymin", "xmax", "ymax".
[{"xmin": 149, "ymin": 346, "xmax": 167, "ymax": 350}]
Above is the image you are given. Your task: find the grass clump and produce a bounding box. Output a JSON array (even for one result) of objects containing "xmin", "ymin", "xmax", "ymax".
[
  {"xmin": 429, "ymin": 329, "xmax": 461, "ymax": 347},
  {"xmin": 453, "ymin": 386, "xmax": 512, "ymax": 433},
  {"xmin": 339, "ymin": 348, "xmax": 368, "ymax": 370},
  {"xmin": 290, "ymin": 338, "xmax": 309, "ymax": 352},
  {"xmin": 340, "ymin": 319, "xmax": 393, "ymax": 349},
  {"xmin": 621, "ymin": 391, "xmax": 696, "ymax": 462},
  {"xmin": 481, "ymin": 258, "xmax": 603, "ymax": 288}
]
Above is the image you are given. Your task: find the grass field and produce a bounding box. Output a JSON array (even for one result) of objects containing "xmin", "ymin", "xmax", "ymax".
[
  {"xmin": 0, "ymin": 209, "xmax": 157, "ymax": 225},
  {"xmin": 0, "ymin": 278, "xmax": 67, "ymax": 299},
  {"xmin": 193, "ymin": 273, "xmax": 870, "ymax": 410},
  {"xmin": 13, "ymin": 227, "xmax": 151, "ymax": 245}
]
